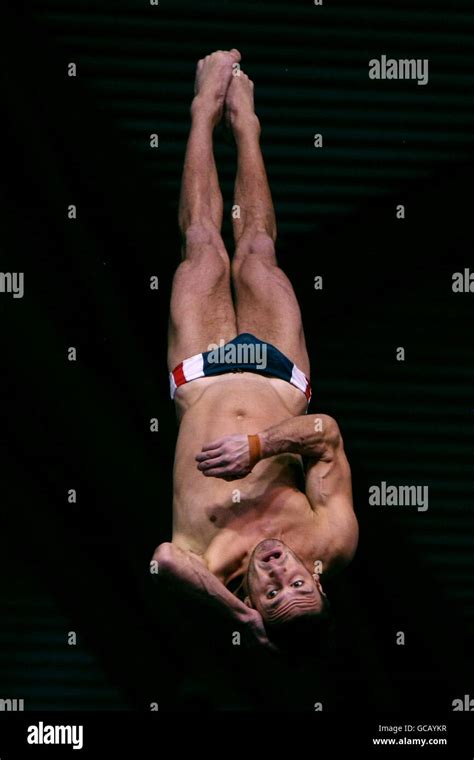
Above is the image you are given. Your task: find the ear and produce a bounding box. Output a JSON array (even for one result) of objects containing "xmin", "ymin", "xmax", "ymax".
[
  {"xmin": 244, "ymin": 595, "xmax": 254, "ymax": 608},
  {"xmin": 317, "ymin": 580, "xmax": 326, "ymax": 598},
  {"xmin": 312, "ymin": 574, "xmax": 325, "ymax": 596}
]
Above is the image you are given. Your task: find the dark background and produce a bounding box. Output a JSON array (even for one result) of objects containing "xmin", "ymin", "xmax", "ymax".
[{"xmin": 1, "ymin": 0, "xmax": 473, "ymax": 713}]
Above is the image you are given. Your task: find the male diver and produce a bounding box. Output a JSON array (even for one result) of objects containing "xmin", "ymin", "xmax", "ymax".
[{"xmin": 151, "ymin": 50, "xmax": 358, "ymax": 649}]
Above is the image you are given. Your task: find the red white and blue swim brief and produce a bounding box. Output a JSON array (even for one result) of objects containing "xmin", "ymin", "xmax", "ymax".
[{"xmin": 169, "ymin": 332, "xmax": 312, "ymax": 405}]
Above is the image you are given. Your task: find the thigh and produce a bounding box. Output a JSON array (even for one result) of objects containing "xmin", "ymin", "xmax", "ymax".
[
  {"xmin": 168, "ymin": 237, "xmax": 237, "ymax": 371},
  {"xmin": 232, "ymin": 243, "xmax": 310, "ymax": 377}
]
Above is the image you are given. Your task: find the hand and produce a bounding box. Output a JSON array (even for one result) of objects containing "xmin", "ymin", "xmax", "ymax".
[
  {"xmin": 195, "ymin": 434, "xmax": 254, "ymax": 480},
  {"xmin": 244, "ymin": 608, "xmax": 279, "ymax": 652}
]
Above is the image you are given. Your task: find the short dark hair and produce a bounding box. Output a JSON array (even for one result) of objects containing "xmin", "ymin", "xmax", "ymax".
[{"xmin": 264, "ymin": 597, "xmax": 334, "ymax": 653}]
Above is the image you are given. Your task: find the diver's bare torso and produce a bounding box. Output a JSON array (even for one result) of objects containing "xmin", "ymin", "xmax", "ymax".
[{"xmin": 171, "ymin": 372, "xmax": 334, "ymax": 587}]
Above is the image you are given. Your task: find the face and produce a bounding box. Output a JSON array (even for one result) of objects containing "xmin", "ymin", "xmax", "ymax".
[{"xmin": 245, "ymin": 539, "xmax": 325, "ymax": 624}]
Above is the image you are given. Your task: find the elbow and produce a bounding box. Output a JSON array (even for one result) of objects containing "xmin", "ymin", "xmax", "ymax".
[
  {"xmin": 150, "ymin": 541, "xmax": 175, "ymax": 577},
  {"xmin": 318, "ymin": 414, "xmax": 342, "ymax": 449}
]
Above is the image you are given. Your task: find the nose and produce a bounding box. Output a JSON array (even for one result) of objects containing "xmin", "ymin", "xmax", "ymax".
[{"xmin": 268, "ymin": 566, "xmax": 286, "ymax": 580}]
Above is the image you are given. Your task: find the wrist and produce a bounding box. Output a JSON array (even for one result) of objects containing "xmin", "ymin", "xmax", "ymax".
[
  {"xmin": 248, "ymin": 433, "xmax": 263, "ymax": 468},
  {"xmin": 257, "ymin": 430, "xmax": 270, "ymax": 459},
  {"xmin": 241, "ymin": 605, "xmax": 262, "ymax": 629},
  {"xmin": 255, "ymin": 429, "xmax": 292, "ymax": 459}
]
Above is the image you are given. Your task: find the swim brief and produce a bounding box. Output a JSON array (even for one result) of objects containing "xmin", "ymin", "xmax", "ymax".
[{"xmin": 169, "ymin": 332, "xmax": 311, "ymax": 405}]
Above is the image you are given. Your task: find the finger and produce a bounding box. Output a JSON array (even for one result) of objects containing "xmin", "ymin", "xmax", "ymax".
[
  {"xmin": 201, "ymin": 437, "xmax": 228, "ymax": 452},
  {"xmin": 196, "ymin": 456, "xmax": 225, "ymax": 471},
  {"xmin": 201, "ymin": 466, "xmax": 232, "ymax": 479},
  {"xmin": 195, "ymin": 449, "xmax": 223, "ymax": 462}
]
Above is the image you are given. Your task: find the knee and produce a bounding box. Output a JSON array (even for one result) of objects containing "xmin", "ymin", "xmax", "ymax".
[
  {"xmin": 236, "ymin": 230, "xmax": 276, "ymax": 260},
  {"xmin": 232, "ymin": 231, "xmax": 276, "ymax": 281},
  {"xmin": 181, "ymin": 224, "xmax": 229, "ymax": 274},
  {"xmin": 183, "ymin": 223, "xmax": 224, "ymax": 254},
  {"xmin": 150, "ymin": 542, "xmax": 173, "ymax": 574}
]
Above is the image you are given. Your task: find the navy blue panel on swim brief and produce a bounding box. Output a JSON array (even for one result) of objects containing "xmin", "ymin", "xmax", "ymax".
[{"xmin": 201, "ymin": 333, "xmax": 294, "ymax": 382}]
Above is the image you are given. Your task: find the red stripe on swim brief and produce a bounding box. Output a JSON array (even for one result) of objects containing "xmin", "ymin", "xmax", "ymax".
[{"xmin": 173, "ymin": 362, "xmax": 186, "ymax": 388}]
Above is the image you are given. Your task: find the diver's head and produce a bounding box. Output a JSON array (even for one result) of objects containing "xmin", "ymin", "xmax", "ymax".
[{"xmin": 244, "ymin": 538, "xmax": 328, "ymax": 627}]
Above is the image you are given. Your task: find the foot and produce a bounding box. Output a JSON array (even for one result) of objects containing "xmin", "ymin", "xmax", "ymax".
[
  {"xmin": 192, "ymin": 49, "xmax": 241, "ymax": 126},
  {"xmin": 225, "ymin": 69, "xmax": 260, "ymax": 137}
]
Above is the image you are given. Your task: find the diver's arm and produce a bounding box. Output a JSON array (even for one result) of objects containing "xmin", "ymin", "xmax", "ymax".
[
  {"xmin": 150, "ymin": 542, "xmax": 272, "ymax": 648},
  {"xmin": 261, "ymin": 415, "xmax": 358, "ymax": 564},
  {"xmin": 196, "ymin": 414, "xmax": 338, "ymax": 479},
  {"xmin": 195, "ymin": 415, "xmax": 358, "ymax": 566},
  {"xmin": 258, "ymin": 413, "xmax": 340, "ymax": 460}
]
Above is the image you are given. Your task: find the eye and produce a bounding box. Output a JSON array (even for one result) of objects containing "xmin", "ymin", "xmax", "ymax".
[
  {"xmin": 291, "ymin": 580, "xmax": 304, "ymax": 588},
  {"xmin": 266, "ymin": 589, "xmax": 278, "ymax": 599}
]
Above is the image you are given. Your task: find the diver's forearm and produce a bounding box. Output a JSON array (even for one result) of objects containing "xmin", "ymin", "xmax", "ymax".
[
  {"xmin": 258, "ymin": 413, "xmax": 341, "ymax": 460},
  {"xmin": 153, "ymin": 542, "xmax": 252, "ymax": 624}
]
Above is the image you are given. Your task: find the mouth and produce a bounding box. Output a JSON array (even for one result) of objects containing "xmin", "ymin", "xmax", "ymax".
[
  {"xmin": 261, "ymin": 550, "xmax": 283, "ymax": 562},
  {"xmin": 254, "ymin": 538, "xmax": 283, "ymax": 559}
]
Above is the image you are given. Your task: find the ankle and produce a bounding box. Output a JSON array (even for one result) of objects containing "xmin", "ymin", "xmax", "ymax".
[
  {"xmin": 191, "ymin": 95, "xmax": 220, "ymax": 125},
  {"xmin": 232, "ymin": 113, "xmax": 261, "ymax": 140}
]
